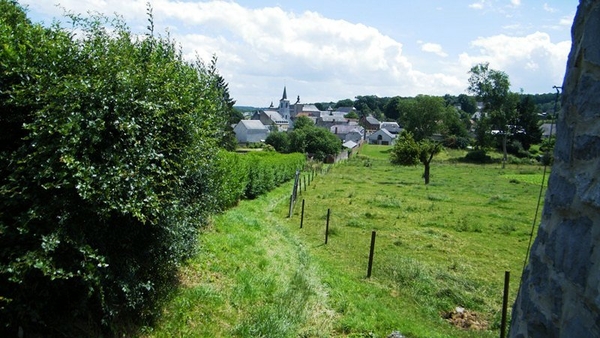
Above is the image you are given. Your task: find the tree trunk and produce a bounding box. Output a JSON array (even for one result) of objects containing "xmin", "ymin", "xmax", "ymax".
[
  {"xmin": 502, "ymin": 132, "xmax": 507, "ymax": 169},
  {"xmin": 423, "ymin": 162, "xmax": 430, "ymax": 185}
]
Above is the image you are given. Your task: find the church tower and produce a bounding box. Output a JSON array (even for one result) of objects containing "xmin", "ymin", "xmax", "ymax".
[{"xmin": 278, "ymin": 86, "xmax": 290, "ymax": 120}]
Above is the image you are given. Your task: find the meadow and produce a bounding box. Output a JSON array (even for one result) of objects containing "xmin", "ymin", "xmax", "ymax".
[{"xmin": 143, "ymin": 144, "xmax": 548, "ymax": 337}]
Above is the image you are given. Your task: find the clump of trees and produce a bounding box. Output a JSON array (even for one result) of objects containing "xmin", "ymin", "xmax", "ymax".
[
  {"xmin": 467, "ymin": 62, "xmax": 545, "ymax": 165},
  {"xmin": 265, "ymin": 116, "xmax": 342, "ymax": 160},
  {"xmin": 0, "ymin": 2, "xmax": 304, "ymax": 336}
]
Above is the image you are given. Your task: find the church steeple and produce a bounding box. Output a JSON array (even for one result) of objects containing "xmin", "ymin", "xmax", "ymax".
[
  {"xmin": 278, "ymin": 86, "xmax": 290, "ymax": 120},
  {"xmin": 281, "ymin": 86, "xmax": 287, "ymax": 101}
]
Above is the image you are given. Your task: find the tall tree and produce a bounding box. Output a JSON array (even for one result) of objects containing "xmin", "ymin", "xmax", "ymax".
[
  {"xmin": 398, "ymin": 95, "xmax": 445, "ymax": 141},
  {"xmin": 467, "ymin": 62, "xmax": 515, "ymax": 167},
  {"xmin": 513, "ymin": 94, "xmax": 543, "ymax": 150}
]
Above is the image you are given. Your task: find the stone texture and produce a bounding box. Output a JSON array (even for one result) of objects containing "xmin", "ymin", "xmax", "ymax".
[{"xmin": 510, "ymin": 1, "xmax": 600, "ymax": 337}]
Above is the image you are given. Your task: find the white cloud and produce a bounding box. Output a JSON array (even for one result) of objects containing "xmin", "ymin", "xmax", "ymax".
[
  {"xmin": 18, "ymin": 0, "xmax": 572, "ymax": 104},
  {"xmin": 543, "ymin": 3, "xmax": 557, "ymax": 13},
  {"xmin": 459, "ymin": 32, "xmax": 571, "ymax": 92},
  {"xmin": 510, "ymin": 0, "xmax": 521, "ymax": 7},
  {"xmin": 469, "ymin": 1, "xmax": 485, "ymax": 10},
  {"xmin": 421, "ymin": 42, "xmax": 448, "ymax": 57}
]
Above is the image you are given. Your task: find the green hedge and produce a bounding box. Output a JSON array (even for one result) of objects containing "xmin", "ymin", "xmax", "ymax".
[{"xmin": 244, "ymin": 152, "xmax": 305, "ymax": 199}]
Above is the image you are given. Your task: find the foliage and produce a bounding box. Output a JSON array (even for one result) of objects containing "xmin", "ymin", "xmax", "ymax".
[
  {"xmin": 390, "ymin": 131, "xmax": 442, "ymax": 184},
  {"xmin": 265, "ymin": 131, "xmax": 290, "ymax": 152},
  {"xmin": 286, "ymin": 126, "xmax": 341, "ymax": 161},
  {"xmin": 293, "ymin": 115, "xmax": 314, "ymax": 130},
  {"xmin": 397, "ymin": 95, "xmax": 446, "ymax": 141},
  {"xmin": 390, "ymin": 131, "xmax": 420, "ymax": 166},
  {"xmin": 244, "ymin": 152, "xmax": 305, "ymax": 199},
  {"xmin": 512, "ymin": 95, "xmax": 543, "ymax": 150},
  {"xmin": 463, "ymin": 150, "xmax": 494, "ymax": 164},
  {"xmin": 0, "ymin": 3, "xmax": 238, "ymax": 335},
  {"xmin": 344, "ymin": 111, "xmax": 359, "ymax": 119},
  {"xmin": 467, "ymin": 63, "xmax": 516, "ymax": 166}
]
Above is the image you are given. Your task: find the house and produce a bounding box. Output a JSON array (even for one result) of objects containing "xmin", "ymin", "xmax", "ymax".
[
  {"xmin": 233, "ymin": 120, "xmax": 269, "ymax": 143},
  {"xmin": 368, "ymin": 128, "xmax": 396, "ymax": 145},
  {"xmin": 380, "ymin": 121, "xmax": 402, "ymax": 134},
  {"xmin": 360, "ymin": 115, "xmax": 380, "ymax": 132},
  {"xmin": 330, "ymin": 124, "xmax": 364, "ymax": 142},
  {"xmin": 251, "ymin": 110, "xmax": 290, "ymax": 131},
  {"xmin": 316, "ymin": 113, "xmax": 348, "ymax": 129}
]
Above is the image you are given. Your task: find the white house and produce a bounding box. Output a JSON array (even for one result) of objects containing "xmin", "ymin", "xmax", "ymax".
[
  {"xmin": 233, "ymin": 120, "xmax": 269, "ymax": 143},
  {"xmin": 251, "ymin": 110, "xmax": 290, "ymax": 131},
  {"xmin": 368, "ymin": 128, "xmax": 396, "ymax": 145}
]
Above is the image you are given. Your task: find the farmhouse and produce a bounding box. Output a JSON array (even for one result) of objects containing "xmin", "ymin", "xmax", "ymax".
[
  {"xmin": 233, "ymin": 120, "xmax": 269, "ymax": 143},
  {"xmin": 368, "ymin": 128, "xmax": 396, "ymax": 145},
  {"xmin": 251, "ymin": 110, "xmax": 290, "ymax": 131}
]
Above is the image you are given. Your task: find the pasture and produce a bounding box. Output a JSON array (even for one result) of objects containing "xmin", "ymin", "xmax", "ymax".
[{"xmin": 144, "ymin": 144, "xmax": 548, "ymax": 337}]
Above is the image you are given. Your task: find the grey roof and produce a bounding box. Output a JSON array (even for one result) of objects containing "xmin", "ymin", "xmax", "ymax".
[
  {"xmin": 342, "ymin": 140, "xmax": 358, "ymax": 149},
  {"xmin": 369, "ymin": 128, "xmax": 395, "ymax": 139},
  {"xmin": 238, "ymin": 120, "xmax": 268, "ymax": 130},
  {"xmin": 262, "ymin": 110, "xmax": 288, "ymax": 124},
  {"xmin": 365, "ymin": 116, "xmax": 380, "ymax": 125},
  {"xmin": 301, "ymin": 104, "xmax": 321, "ymax": 112},
  {"xmin": 336, "ymin": 107, "xmax": 356, "ymax": 113},
  {"xmin": 330, "ymin": 125, "xmax": 364, "ymax": 134}
]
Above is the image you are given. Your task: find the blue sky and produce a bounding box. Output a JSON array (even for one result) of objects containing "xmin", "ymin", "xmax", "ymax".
[{"xmin": 20, "ymin": 0, "xmax": 576, "ymax": 106}]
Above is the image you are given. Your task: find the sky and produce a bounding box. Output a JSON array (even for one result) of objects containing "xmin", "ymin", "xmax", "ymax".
[{"xmin": 19, "ymin": 0, "xmax": 576, "ymax": 106}]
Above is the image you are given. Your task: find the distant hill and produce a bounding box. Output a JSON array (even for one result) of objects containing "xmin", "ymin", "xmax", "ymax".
[{"xmin": 234, "ymin": 106, "xmax": 257, "ymax": 112}]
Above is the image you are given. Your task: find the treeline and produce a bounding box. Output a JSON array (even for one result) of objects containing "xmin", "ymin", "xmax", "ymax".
[
  {"xmin": 0, "ymin": 1, "xmax": 303, "ymax": 336},
  {"xmin": 314, "ymin": 92, "xmax": 560, "ymax": 121}
]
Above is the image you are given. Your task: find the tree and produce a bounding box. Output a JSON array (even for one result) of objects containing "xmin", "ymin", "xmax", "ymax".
[
  {"xmin": 398, "ymin": 95, "xmax": 445, "ymax": 141},
  {"xmin": 265, "ymin": 131, "xmax": 290, "ymax": 153},
  {"xmin": 467, "ymin": 62, "xmax": 515, "ymax": 167},
  {"xmin": 383, "ymin": 96, "xmax": 403, "ymax": 121},
  {"xmin": 0, "ymin": 3, "xmax": 228, "ymax": 334},
  {"xmin": 390, "ymin": 131, "xmax": 442, "ymax": 184},
  {"xmin": 513, "ymin": 95, "xmax": 542, "ymax": 150},
  {"xmin": 457, "ymin": 94, "xmax": 478, "ymax": 116},
  {"xmin": 287, "ymin": 126, "xmax": 341, "ymax": 161},
  {"xmin": 335, "ymin": 98, "xmax": 354, "ymax": 108},
  {"xmin": 293, "ymin": 115, "xmax": 314, "ymax": 130}
]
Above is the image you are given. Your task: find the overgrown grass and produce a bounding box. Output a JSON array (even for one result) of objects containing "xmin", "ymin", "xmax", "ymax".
[{"xmin": 144, "ymin": 144, "xmax": 546, "ymax": 337}]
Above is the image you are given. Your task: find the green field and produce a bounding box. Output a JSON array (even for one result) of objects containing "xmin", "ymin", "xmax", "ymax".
[{"xmin": 142, "ymin": 145, "xmax": 548, "ymax": 337}]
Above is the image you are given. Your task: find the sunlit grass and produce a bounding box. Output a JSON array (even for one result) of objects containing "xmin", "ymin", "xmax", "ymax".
[{"xmin": 144, "ymin": 144, "xmax": 546, "ymax": 337}]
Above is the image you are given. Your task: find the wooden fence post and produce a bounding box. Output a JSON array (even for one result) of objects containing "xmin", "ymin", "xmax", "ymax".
[
  {"xmin": 325, "ymin": 208, "xmax": 330, "ymax": 244},
  {"xmin": 300, "ymin": 199, "xmax": 305, "ymax": 228},
  {"xmin": 367, "ymin": 231, "xmax": 376, "ymax": 278},
  {"xmin": 501, "ymin": 271, "xmax": 510, "ymax": 338}
]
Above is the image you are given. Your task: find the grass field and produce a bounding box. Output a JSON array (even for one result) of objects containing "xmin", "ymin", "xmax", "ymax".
[{"xmin": 142, "ymin": 144, "xmax": 549, "ymax": 337}]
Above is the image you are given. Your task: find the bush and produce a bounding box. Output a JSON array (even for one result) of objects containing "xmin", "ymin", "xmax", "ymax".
[
  {"xmin": 463, "ymin": 150, "xmax": 494, "ymax": 163},
  {"xmin": 0, "ymin": 4, "xmax": 228, "ymax": 335},
  {"xmin": 244, "ymin": 152, "xmax": 305, "ymax": 199},
  {"xmin": 443, "ymin": 135, "xmax": 471, "ymax": 149}
]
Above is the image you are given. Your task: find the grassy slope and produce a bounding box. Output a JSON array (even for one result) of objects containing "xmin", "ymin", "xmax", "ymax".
[{"xmin": 143, "ymin": 145, "xmax": 548, "ymax": 337}]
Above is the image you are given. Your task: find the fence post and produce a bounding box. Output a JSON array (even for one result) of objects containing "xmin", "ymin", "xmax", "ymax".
[
  {"xmin": 325, "ymin": 208, "xmax": 330, "ymax": 244},
  {"xmin": 300, "ymin": 199, "xmax": 305, "ymax": 229},
  {"xmin": 501, "ymin": 271, "xmax": 510, "ymax": 338},
  {"xmin": 304, "ymin": 176, "xmax": 307, "ymax": 192},
  {"xmin": 288, "ymin": 194, "xmax": 294, "ymax": 218},
  {"xmin": 367, "ymin": 231, "xmax": 376, "ymax": 278}
]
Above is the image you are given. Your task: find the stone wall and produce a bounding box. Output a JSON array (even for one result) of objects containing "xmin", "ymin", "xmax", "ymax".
[{"xmin": 510, "ymin": 1, "xmax": 600, "ymax": 337}]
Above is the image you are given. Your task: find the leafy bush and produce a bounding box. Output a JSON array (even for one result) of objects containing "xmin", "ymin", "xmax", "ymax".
[
  {"xmin": 0, "ymin": 4, "xmax": 228, "ymax": 335},
  {"xmin": 244, "ymin": 152, "xmax": 305, "ymax": 199},
  {"xmin": 463, "ymin": 150, "xmax": 494, "ymax": 163}
]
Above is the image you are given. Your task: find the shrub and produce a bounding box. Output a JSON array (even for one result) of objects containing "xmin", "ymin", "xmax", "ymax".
[
  {"xmin": 463, "ymin": 150, "xmax": 493, "ymax": 163},
  {"xmin": 0, "ymin": 5, "xmax": 227, "ymax": 335}
]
